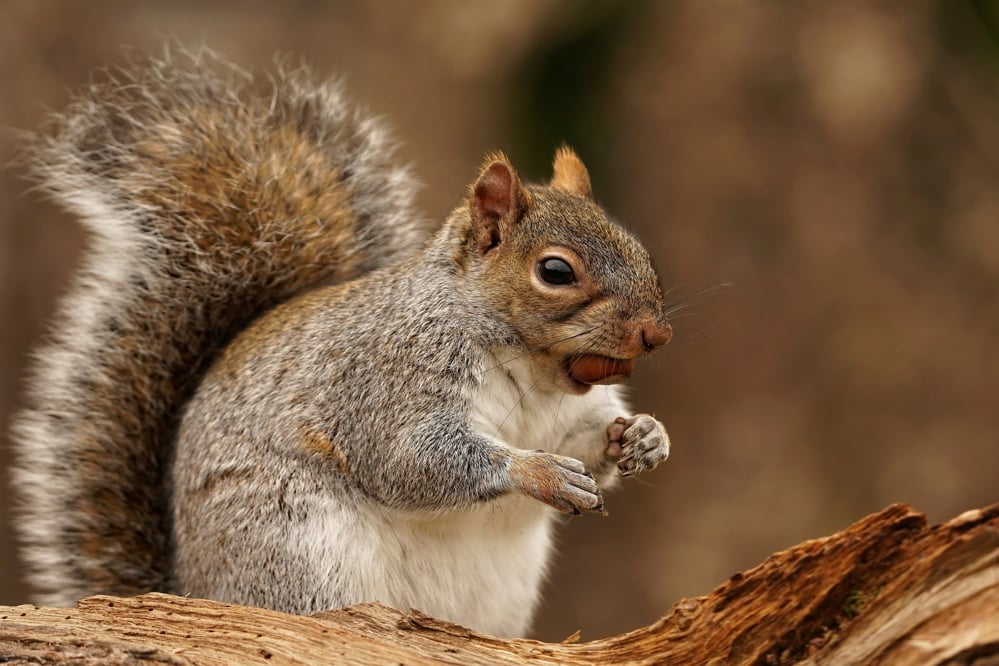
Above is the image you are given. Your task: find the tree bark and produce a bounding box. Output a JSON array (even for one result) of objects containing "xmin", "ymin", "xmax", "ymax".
[{"xmin": 1, "ymin": 502, "xmax": 997, "ymax": 665}]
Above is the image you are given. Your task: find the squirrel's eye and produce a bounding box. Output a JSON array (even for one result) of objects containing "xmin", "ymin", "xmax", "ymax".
[{"xmin": 538, "ymin": 257, "xmax": 576, "ymax": 286}]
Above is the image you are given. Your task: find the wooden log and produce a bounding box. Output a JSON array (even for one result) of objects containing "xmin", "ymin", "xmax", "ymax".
[{"xmin": 1, "ymin": 502, "xmax": 996, "ymax": 665}]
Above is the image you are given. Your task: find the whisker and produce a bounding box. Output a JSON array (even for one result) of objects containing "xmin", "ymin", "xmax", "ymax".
[
  {"xmin": 664, "ymin": 302, "xmax": 699, "ymax": 318},
  {"xmin": 673, "ymin": 325, "xmax": 713, "ymax": 345},
  {"xmin": 602, "ymin": 384, "xmax": 616, "ymax": 410},
  {"xmin": 660, "ymin": 282, "xmax": 730, "ymax": 333},
  {"xmin": 551, "ymin": 390, "xmax": 568, "ymax": 441},
  {"xmin": 661, "ymin": 282, "xmax": 684, "ymax": 302},
  {"xmin": 477, "ymin": 323, "xmax": 606, "ymax": 378},
  {"xmin": 630, "ymin": 475, "xmax": 655, "ymax": 489},
  {"xmin": 664, "ymin": 312, "xmax": 710, "ymax": 321},
  {"xmin": 491, "ymin": 373, "xmax": 545, "ymax": 443},
  {"xmin": 553, "ymin": 329, "xmax": 606, "ymax": 436},
  {"xmin": 663, "ymin": 281, "xmax": 732, "ymax": 313},
  {"xmin": 550, "ymin": 323, "xmax": 607, "ymax": 347}
]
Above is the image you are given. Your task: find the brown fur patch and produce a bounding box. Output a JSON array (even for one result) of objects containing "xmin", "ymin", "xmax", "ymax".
[
  {"xmin": 303, "ymin": 430, "xmax": 351, "ymax": 476},
  {"xmin": 133, "ymin": 106, "xmax": 363, "ymax": 289},
  {"xmin": 188, "ymin": 467, "xmax": 256, "ymax": 499},
  {"xmin": 508, "ymin": 453, "xmax": 563, "ymax": 507}
]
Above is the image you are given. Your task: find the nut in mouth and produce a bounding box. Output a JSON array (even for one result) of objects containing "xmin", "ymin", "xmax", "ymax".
[{"xmin": 565, "ymin": 354, "xmax": 636, "ymax": 386}]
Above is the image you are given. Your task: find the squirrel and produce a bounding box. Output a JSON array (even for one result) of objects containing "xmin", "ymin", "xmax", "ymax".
[{"xmin": 12, "ymin": 47, "xmax": 673, "ymax": 638}]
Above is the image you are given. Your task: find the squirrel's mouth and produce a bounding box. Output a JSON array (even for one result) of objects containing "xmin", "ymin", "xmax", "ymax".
[{"xmin": 564, "ymin": 354, "xmax": 635, "ymax": 386}]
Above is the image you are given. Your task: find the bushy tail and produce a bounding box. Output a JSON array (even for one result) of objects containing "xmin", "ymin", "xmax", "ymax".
[{"xmin": 12, "ymin": 47, "xmax": 426, "ymax": 605}]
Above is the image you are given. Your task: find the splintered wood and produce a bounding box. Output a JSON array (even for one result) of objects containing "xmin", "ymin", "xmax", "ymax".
[{"xmin": 1, "ymin": 503, "xmax": 996, "ymax": 665}]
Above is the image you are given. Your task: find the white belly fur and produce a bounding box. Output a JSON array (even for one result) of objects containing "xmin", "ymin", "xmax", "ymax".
[{"xmin": 297, "ymin": 352, "xmax": 626, "ymax": 637}]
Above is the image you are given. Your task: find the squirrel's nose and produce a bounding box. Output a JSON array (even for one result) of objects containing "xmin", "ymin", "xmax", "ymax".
[{"xmin": 641, "ymin": 321, "xmax": 672, "ymax": 352}]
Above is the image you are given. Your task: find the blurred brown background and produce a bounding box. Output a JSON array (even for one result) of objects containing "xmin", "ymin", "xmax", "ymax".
[{"xmin": 2, "ymin": 0, "xmax": 997, "ymax": 642}]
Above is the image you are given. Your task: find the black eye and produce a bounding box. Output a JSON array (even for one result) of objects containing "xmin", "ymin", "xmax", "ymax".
[{"xmin": 538, "ymin": 257, "xmax": 576, "ymax": 285}]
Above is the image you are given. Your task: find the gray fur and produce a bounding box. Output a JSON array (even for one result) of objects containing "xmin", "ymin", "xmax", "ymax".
[
  {"xmin": 12, "ymin": 47, "xmax": 672, "ymax": 638},
  {"xmin": 12, "ymin": 46, "xmax": 425, "ymax": 606}
]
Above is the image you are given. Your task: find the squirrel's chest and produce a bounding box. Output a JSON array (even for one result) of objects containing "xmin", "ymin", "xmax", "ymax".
[{"xmin": 469, "ymin": 353, "xmax": 594, "ymax": 452}]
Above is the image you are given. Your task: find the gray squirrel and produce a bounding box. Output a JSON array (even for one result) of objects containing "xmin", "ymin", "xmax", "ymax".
[{"xmin": 12, "ymin": 48, "xmax": 673, "ymax": 638}]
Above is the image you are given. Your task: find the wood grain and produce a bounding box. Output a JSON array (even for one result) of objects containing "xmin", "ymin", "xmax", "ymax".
[{"xmin": 1, "ymin": 502, "xmax": 996, "ymax": 665}]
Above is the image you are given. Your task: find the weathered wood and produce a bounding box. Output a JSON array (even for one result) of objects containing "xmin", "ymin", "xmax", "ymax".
[{"xmin": 1, "ymin": 502, "xmax": 996, "ymax": 665}]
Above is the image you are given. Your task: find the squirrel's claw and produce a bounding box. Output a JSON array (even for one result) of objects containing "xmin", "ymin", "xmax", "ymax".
[
  {"xmin": 607, "ymin": 414, "xmax": 670, "ymax": 478},
  {"xmin": 509, "ymin": 450, "xmax": 606, "ymax": 515}
]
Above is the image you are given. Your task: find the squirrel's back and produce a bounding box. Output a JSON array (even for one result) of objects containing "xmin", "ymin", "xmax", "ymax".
[{"xmin": 13, "ymin": 47, "xmax": 426, "ymax": 605}]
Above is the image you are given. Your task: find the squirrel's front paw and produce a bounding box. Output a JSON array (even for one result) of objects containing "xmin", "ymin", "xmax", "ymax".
[
  {"xmin": 606, "ymin": 415, "xmax": 670, "ymax": 478},
  {"xmin": 509, "ymin": 451, "xmax": 605, "ymax": 515}
]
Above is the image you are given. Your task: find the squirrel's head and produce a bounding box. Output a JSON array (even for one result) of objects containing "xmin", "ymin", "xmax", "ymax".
[{"xmin": 458, "ymin": 147, "xmax": 671, "ymax": 395}]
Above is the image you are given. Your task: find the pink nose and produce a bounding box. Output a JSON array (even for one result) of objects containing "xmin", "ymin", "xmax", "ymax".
[{"xmin": 642, "ymin": 322, "xmax": 672, "ymax": 351}]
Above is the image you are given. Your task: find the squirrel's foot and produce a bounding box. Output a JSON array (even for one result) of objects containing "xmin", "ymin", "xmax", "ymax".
[
  {"xmin": 606, "ymin": 414, "xmax": 670, "ymax": 478},
  {"xmin": 509, "ymin": 450, "xmax": 606, "ymax": 516}
]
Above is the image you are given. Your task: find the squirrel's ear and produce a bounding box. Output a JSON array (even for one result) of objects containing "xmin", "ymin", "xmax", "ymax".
[
  {"xmin": 550, "ymin": 146, "xmax": 592, "ymax": 199},
  {"xmin": 470, "ymin": 152, "xmax": 530, "ymax": 256}
]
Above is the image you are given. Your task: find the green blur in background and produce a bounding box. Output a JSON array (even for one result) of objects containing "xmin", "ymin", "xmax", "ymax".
[{"xmin": 1, "ymin": 0, "xmax": 997, "ymax": 642}]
